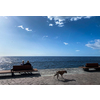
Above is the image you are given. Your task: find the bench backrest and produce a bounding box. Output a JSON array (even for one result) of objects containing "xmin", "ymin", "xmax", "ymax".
[
  {"xmin": 13, "ymin": 65, "xmax": 32, "ymax": 71},
  {"xmin": 86, "ymin": 63, "xmax": 99, "ymax": 68}
]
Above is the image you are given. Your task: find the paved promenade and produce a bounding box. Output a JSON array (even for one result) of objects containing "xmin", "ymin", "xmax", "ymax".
[{"xmin": 0, "ymin": 68, "xmax": 100, "ymax": 85}]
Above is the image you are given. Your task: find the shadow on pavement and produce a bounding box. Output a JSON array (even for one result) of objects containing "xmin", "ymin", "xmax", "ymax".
[
  {"xmin": 84, "ymin": 69, "xmax": 100, "ymax": 72},
  {"xmin": 62, "ymin": 79, "xmax": 76, "ymax": 82},
  {"xmin": 0, "ymin": 73, "xmax": 41, "ymax": 79},
  {"xmin": 58, "ymin": 78, "xmax": 76, "ymax": 82}
]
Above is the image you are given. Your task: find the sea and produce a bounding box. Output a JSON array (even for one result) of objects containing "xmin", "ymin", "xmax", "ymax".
[{"xmin": 0, "ymin": 56, "xmax": 100, "ymax": 70}]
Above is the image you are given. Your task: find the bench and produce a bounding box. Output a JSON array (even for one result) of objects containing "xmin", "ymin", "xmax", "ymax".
[
  {"xmin": 80, "ymin": 63, "xmax": 100, "ymax": 71},
  {"xmin": 0, "ymin": 65, "xmax": 38, "ymax": 76},
  {"xmin": 11, "ymin": 65, "xmax": 38, "ymax": 76}
]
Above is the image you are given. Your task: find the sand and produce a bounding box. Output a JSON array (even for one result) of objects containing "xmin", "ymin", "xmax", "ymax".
[{"xmin": 0, "ymin": 68, "xmax": 100, "ymax": 85}]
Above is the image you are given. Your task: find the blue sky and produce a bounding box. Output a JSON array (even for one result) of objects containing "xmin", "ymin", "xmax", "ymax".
[{"xmin": 0, "ymin": 16, "xmax": 100, "ymax": 56}]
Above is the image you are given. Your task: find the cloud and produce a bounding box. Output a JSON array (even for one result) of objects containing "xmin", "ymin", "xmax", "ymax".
[
  {"xmin": 43, "ymin": 35, "xmax": 48, "ymax": 39},
  {"xmin": 48, "ymin": 16, "xmax": 53, "ymax": 20},
  {"xmin": 84, "ymin": 16, "xmax": 92, "ymax": 19},
  {"xmin": 18, "ymin": 25, "xmax": 32, "ymax": 31},
  {"xmin": 49, "ymin": 24, "xmax": 53, "ymax": 26},
  {"xmin": 18, "ymin": 25, "xmax": 24, "ymax": 29},
  {"xmin": 25, "ymin": 28, "xmax": 32, "ymax": 31},
  {"xmin": 85, "ymin": 39, "xmax": 100, "ymax": 49},
  {"xmin": 47, "ymin": 16, "xmax": 93, "ymax": 27},
  {"xmin": 70, "ymin": 16, "xmax": 83, "ymax": 21},
  {"xmin": 55, "ymin": 21, "xmax": 64, "ymax": 27},
  {"xmin": 64, "ymin": 42, "xmax": 68, "ymax": 45},
  {"xmin": 76, "ymin": 50, "xmax": 80, "ymax": 52}
]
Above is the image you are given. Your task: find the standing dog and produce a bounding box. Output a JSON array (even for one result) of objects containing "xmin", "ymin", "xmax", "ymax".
[{"xmin": 54, "ymin": 70, "xmax": 67, "ymax": 79}]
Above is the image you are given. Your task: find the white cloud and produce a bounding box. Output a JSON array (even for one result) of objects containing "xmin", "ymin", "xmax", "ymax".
[
  {"xmin": 43, "ymin": 35, "xmax": 48, "ymax": 38},
  {"xmin": 49, "ymin": 24, "xmax": 53, "ymax": 26},
  {"xmin": 85, "ymin": 39, "xmax": 100, "ymax": 49},
  {"xmin": 18, "ymin": 25, "xmax": 24, "ymax": 29},
  {"xmin": 48, "ymin": 16, "xmax": 53, "ymax": 20},
  {"xmin": 84, "ymin": 16, "xmax": 92, "ymax": 18},
  {"xmin": 18, "ymin": 25, "xmax": 32, "ymax": 31},
  {"xmin": 47, "ymin": 16, "xmax": 93, "ymax": 27},
  {"xmin": 70, "ymin": 16, "xmax": 83, "ymax": 21},
  {"xmin": 55, "ymin": 21, "xmax": 64, "ymax": 27},
  {"xmin": 76, "ymin": 50, "xmax": 80, "ymax": 52},
  {"xmin": 64, "ymin": 42, "xmax": 68, "ymax": 45},
  {"xmin": 25, "ymin": 28, "xmax": 32, "ymax": 31}
]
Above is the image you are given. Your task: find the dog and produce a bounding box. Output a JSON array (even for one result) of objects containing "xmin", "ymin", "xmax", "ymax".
[{"xmin": 54, "ymin": 70, "xmax": 67, "ymax": 79}]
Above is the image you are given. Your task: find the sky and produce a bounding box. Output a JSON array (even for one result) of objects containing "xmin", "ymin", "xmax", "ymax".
[
  {"xmin": 0, "ymin": 16, "xmax": 100, "ymax": 56},
  {"xmin": 0, "ymin": 0, "xmax": 100, "ymax": 98}
]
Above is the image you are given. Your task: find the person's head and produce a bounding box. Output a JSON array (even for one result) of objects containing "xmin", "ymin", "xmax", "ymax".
[
  {"xmin": 22, "ymin": 60, "xmax": 24, "ymax": 64},
  {"xmin": 27, "ymin": 61, "xmax": 29, "ymax": 63}
]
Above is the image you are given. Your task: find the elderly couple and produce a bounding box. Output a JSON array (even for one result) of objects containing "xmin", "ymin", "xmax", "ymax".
[{"xmin": 21, "ymin": 60, "xmax": 31, "ymax": 66}]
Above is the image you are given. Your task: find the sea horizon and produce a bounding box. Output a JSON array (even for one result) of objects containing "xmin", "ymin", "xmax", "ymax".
[
  {"xmin": 0, "ymin": 56, "xmax": 100, "ymax": 70},
  {"xmin": 1, "ymin": 56, "xmax": 100, "ymax": 57}
]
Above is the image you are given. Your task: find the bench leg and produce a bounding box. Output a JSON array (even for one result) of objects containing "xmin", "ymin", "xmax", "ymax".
[
  {"xmin": 12, "ymin": 72, "xmax": 14, "ymax": 76},
  {"xmin": 83, "ymin": 68, "xmax": 89, "ymax": 71},
  {"xmin": 95, "ymin": 68, "xmax": 100, "ymax": 71}
]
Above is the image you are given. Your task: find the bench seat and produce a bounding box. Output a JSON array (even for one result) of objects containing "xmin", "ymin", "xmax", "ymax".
[
  {"xmin": 11, "ymin": 68, "xmax": 38, "ymax": 73},
  {"xmin": 79, "ymin": 63, "xmax": 100, "ymax": 71},
  {"xmin": 11, "ymin": 65, "xmax": 38, "ymax": 76},
  {"xmin": 0, "ymin": 70, "xmax": 11, "ymax": 74},
  {"xmin": 0, "ymin": 65, "xmax": 38, "ymax": 76}
]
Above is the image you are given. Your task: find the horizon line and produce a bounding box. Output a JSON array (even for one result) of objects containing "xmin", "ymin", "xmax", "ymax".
[{"xmin": 0, "ymin": 56, "xmax": 100, "ymax": 57}]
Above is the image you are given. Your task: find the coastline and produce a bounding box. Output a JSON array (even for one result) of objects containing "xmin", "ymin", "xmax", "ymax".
[{"xmin": 0, "ymin": 68, "xmax": 100, "ymax": 85}]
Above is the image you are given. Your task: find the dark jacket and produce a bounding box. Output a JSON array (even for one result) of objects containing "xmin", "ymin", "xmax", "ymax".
[{"xmin": 25, "ymin": 63, "xmax": 31, "ymax": 65}]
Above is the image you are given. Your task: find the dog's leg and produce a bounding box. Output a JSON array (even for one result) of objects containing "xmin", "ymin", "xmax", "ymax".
[
  {"xmin": 54, "ymin": 73, "xmax": 57, "ymax": 77},
  {"xmin": 61, "ymin": 74, "xmax": 64, "ymax": 79},
  {"xmin": 57, "ymin": 74, "xmax": 59, "ymax": 79}
]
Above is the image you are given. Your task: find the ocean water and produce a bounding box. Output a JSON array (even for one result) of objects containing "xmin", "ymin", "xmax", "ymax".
[{"xmin": 0, "ymin": 56, "xmax": 100, "ymax": 70}]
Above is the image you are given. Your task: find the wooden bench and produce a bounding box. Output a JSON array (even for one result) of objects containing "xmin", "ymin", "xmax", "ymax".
[
  {"xmin": 0, "ymin": 65, "xmax": 38, "ymax": 76},
  {"xmin": 80, "ymin": 63, "xmax": 100, "ymax": 71},
  {"xmin": 11, "ymin": 65, "xmax": 38, "ymax": 76},
  {"xmin": 0, "ymin": 70, "xmax": 11, "ymax": 74}
]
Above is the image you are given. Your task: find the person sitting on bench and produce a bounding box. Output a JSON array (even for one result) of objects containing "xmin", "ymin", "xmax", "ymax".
[
  {"xmin": 25, "ymin": 61, "xmax": 31, "ymax": 65},
  {"xmin": 21, "ymin": 60, "xmax": 25, "ymax": 65},
  {"xmin": 25, "ymin": 61, "xmax": 33, "ymax": 70}
]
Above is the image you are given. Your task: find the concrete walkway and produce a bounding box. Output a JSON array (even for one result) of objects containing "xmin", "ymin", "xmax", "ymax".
[{"xmin": 0, "ymin": 68, "xmax": 100, "ymax": 85}]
